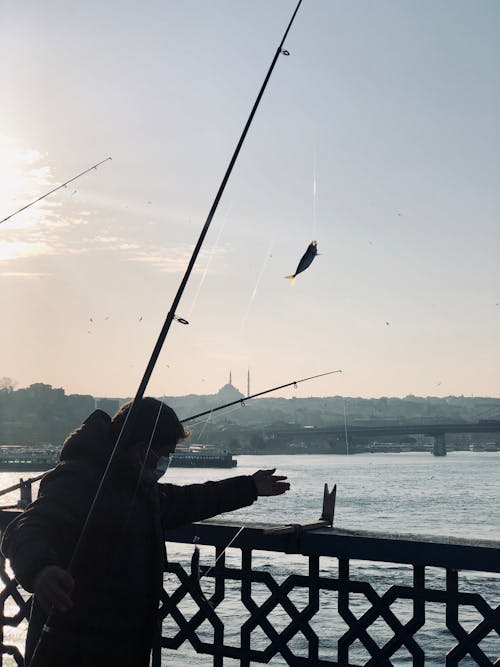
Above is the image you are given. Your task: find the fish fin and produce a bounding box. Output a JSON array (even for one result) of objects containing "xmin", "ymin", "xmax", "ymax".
[{"xmin": 285, "ymin": 275, "xmax": 296, "ymax": 286}]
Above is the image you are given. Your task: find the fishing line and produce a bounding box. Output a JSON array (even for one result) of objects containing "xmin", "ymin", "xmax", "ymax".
[
  {"xmin": 186, "ymin": 198, "xmax": 234, "ymax": 319},
  {"xmin": 186, "ymin": 402, "xmax": 245, "ymax": 431},
  {"xmin": 240, "ymin": 230, "xmax": 277, "ymax": 334},
  {"xmin": 202, "ymin": 526, "xmax": 246, "ymax": 580},
  {"xmin": 312, "ymin": 137, "xmax": 318, "ymax": 238},
  {"xmin": 343, "ymin": 397, "xmax": 349, "ymax": 455},
  {"xmin": 187, "ymin": 402, "xmax": 248, "ymax": 446},
  {"xmin": 193, "ymin": 409, "xmax": 213, "ymax": 443}
]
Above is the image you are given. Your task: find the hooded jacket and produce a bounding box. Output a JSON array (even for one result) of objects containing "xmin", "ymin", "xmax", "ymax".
[{"xmin": 1, "ymin": 409, "xmax": 257, "ymax": 666}]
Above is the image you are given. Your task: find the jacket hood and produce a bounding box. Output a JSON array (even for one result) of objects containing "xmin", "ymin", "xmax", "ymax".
[{"xmin": 59, "ymin": 410, "xmax": 114, "ymax": 464}]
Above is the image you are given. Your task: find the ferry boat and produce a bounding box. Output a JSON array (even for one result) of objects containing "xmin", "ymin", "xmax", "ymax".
[
  {"xmin": 170, "ymin": 451, "xmax": 237, "ymax": 468},
  {"xmin": 0, "ymin": 445, "xmax": 237, "ymax": 471},
  {"xmin": 0, "ymin": 446, "xmax": 59, "ymax": 472}
]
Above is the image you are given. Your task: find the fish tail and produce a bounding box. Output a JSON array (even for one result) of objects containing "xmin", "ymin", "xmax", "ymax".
[{"xmin": 285, "ymin": 275, "xmax": 296, "ymax": 286}]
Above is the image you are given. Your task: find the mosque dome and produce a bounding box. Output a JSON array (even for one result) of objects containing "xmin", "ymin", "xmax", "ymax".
[{"xmin": 216, "ymin": 382, "xmax": 244, "ymax": 402}]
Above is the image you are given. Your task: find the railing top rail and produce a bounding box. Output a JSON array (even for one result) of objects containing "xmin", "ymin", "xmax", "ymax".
[
  {"xmin": 0, "ymin": 473, "xmax": 45, "ymax": 498},
  {"xmin": 165, "ymin": 520, "xmax": 500, "ymax": 574},
  {"xmin": 1, "ymin": 508, "xmax": 498, "ymax": 573}
]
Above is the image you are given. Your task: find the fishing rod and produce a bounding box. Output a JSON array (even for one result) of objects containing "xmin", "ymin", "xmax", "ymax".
[
  {"xmin": 0, "ymin": 157, "xmax": 112, "ymax": 225},
  {"xmin": 65, "ymin": 0, "xmax": 306, "ymax": 567},
  {"xmin": 181, "ymin": 370, "xmax": 342, "ymax": 424},
  {"xmin": 29, "ymin": 4, "xmax": 305, "ymax": 665},
  {"xmin": 66, "ymin": 0, "xmax": 305, "ymax": 564},
  {"xmin": 69, "ymin": 0, "xmax": 306, "ymax": 521}
]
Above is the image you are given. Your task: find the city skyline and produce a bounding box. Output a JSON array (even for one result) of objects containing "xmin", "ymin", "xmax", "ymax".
[{"xmin": 1, "ymin": 1, "xmax": 499, "ymax": 399}]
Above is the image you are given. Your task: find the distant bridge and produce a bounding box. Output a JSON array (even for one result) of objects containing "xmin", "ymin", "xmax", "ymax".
[{"xmin": 259, "ymin": 421, "xmax": 500, "ymax": 456}]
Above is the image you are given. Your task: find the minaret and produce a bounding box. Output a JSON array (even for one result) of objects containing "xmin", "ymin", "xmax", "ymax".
[
  {"xmin": 247, "ymin": 369, "xmax": 250, "ymax": 397},
  {"xmin": 229, "ymin": 369, "xmax": 232, "ymax": 386}
]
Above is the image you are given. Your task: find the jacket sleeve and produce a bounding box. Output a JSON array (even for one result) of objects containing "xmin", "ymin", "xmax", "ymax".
[
  {"xmin": 0, "ymin": 471, "xmax": 86, "ymax": 592},
  {"xmin": 158, "ymin": 475, "xmax": 258, "ymax": 529}
]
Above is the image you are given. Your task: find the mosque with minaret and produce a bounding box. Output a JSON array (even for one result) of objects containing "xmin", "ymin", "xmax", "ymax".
[{"xmin": 215, "ymin": 370, "xmax": 250, "ymax": 402}]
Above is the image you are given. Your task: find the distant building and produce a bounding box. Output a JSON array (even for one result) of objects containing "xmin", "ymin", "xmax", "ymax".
[{"xmin": 216, "ymin": 372, "xmax": 244, "ymax": 402}]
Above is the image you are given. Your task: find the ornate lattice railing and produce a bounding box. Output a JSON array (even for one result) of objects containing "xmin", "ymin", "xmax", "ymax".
[{"xmin": 0, "ymin": 510, "xmax": 499, "ymax": 666}]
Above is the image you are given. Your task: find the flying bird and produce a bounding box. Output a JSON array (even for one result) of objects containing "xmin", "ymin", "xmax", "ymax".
[{"xmin": 285, "ymin": 240, "xmax": 318, "ymax": 286}]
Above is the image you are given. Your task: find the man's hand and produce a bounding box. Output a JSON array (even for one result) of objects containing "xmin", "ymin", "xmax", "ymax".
[
  {"xmin": 252, "ymin": 469, "xmax": 290, "ymax": 496},
  {"xmin": 33, "ymin": 565, "xmax": 74, "ymax": 614}
]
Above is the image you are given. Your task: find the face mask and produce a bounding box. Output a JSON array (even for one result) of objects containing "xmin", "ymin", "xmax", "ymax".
[{"xmin": 152, "ymin": 454, "xmax": 171, "ymax": 481}]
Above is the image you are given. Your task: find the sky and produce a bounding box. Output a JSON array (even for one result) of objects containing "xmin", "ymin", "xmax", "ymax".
[{"xmin": 0, "ymin": 0, "xmax": 499, "ymax": 400}]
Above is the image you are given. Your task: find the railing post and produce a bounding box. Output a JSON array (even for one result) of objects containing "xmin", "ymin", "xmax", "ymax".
[{"xmin": 17, "ymin": 478, "xmax": 33, "ymax": 509}]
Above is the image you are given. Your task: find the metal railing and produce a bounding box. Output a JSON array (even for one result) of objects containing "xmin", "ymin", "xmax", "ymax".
[{"xmin": 0, "ymin": 510, "xmax": 498, "ymax": 666}]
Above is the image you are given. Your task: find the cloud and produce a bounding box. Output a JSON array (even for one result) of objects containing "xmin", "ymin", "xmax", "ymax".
[
  {"xmin": 0, "ymin": 135, "xmax": 228, "ymax": 277},
  {"xmin": 0, "ymin": 271, "xmax": 49, "ymax": 279},
  {"xmin": 126, "ymin": 243, "xmax": 228, "ymax": 274}
]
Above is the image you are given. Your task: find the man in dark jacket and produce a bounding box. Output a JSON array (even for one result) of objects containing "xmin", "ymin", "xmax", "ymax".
[{"xmin": 1, "ymin": 397, "xmax": 290, "ymax": 667}]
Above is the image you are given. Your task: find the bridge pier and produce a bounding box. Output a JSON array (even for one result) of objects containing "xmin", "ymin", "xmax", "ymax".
[{"xmin": 433, "ymin": 433, "xmax": 447, "ymax": 457}]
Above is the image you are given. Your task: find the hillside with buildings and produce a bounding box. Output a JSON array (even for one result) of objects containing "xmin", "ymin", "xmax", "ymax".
[{"xmin": 1, "ymin": 376, "xmax": 499, "ymax": 453}]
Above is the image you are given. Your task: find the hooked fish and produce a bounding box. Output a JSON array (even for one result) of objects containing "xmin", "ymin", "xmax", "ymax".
[{"xmin": 285, "ymin": 240, "xmax": 318, "ymax": 286}]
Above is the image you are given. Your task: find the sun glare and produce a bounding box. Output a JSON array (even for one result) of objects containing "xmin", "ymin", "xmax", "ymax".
[
  {"xmin": 0, "ymin": 240, "xmax": 49, "ymax": 262},
  {"xmin": 0, "ymin": 135, "xmax": 51, "ymax": 229}
]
